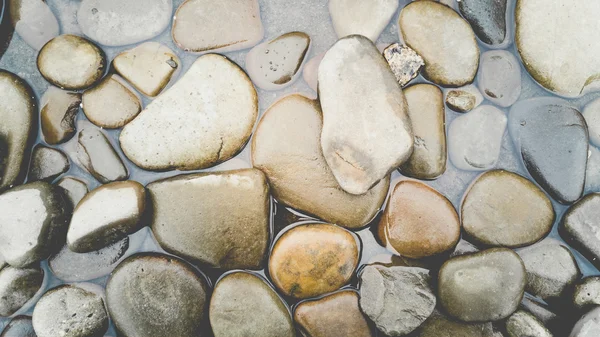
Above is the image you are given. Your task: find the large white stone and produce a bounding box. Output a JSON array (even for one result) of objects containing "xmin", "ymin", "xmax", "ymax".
[{"xmin": 328, "ymin": 0, "xmax": 398, "ymax": 42}]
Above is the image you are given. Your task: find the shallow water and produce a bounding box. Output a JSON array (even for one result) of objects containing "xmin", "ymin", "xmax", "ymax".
[{"xmin": 1, "ymin": 0, "xmax": 600, "ymax": 334}]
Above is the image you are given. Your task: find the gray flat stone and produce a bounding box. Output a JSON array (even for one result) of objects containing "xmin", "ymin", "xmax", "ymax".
[
  {"xmin": 570, "ymin": 306, "xmax": 600, "ymax": 337},
  {"xmin": 459, "ymin": 0, "xmax": 508, "ymax": 45},
  {"xmin": 28, "ymin": 145, "xmax": 69, "ymax": 182},
  {"xmin": 56, "ymin": 177, "xmax": 88, "ymax": 207},
  {"xmin": 560, "ymin": 193, "xmax": 600, "ymax": 269},
  {"xmin": 76, "ymin": 126, "xmax": 128, "ymax": 183},
  {"xmin": 478, "ymin": 50, "xmax": 521, "ymax": 107},
  {"xmin": 506, "ymin": 310, "xmax": 553, "ymax": 337},
  {"xmin": 583, "ymin": 97, "xmax": 600, "ymax": 148},
  {"xmin": 1, "ymin": 315, "xmax": 36, "ymax": 337},
  {"xmin": 40, "ymin": 87, "xmax": 81, "ymax": 145},
  {"xmin": 574, "ymin": 277, "xmax": 600, "ymax": 310},
  {"xmin": 0, "ymin": 265, "xmax": 43, "ymax": 317}
]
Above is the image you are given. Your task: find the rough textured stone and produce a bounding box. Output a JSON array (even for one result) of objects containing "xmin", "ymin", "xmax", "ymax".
[
  {"xmin": 318, "ymin": 35, "xmax": 413, "ymax": 195},
  {"xmin": 210, "ymin": 272, "xmax": 295, "ymax": 337},
  {"xmin": 40, "ymin": 87, "xmax": 80, "ymax": 145},
  {"xmin": 28, "ymin": 145, "xmax": 69, "ymax": 182},
  {"xmin": 461, "ymin": 170, "xmax": 555, "ymax": 248},
  {"xmin": 269, "ymin": 223, "xmax": 359, "ymax": 299},
  {"xmin": 574, "ymin": 277, "xmax": 600, "ymax": 310},
  {"xmin": 506, "ymin": 310, "xmax": 553, "ymax": 337},
  {"xmin": 445, "ymin": 85, "xmax": 483, "ymax": 113},
  {"xmin": 478, "ymin": 50, "xmax": 521, "ymax": 107},
  {"xmin": 148, "ymin": 169, "xmax": 269, "ymax": 270},
  {"xmin": 77, "ymin": 127, "xmax": 128, "ymax": 183},
  {"xmin": 583, "ymin": 97, "xmax": 600, "ymax": 148},
  {"xmin": 56, "ymin": 177, "xmax": 88, "ymax": 207},
  {"xmin": 359, "ymin": 265, "xmax": 435, "ymax": 336},
  {"xmin": 106, "ymin": 253, "xmax": 209, "ymax": 337},
  {"xmin": 328, "ymin": 0, "xmax": 398, "ymax": 41},
  {"xmin": 383, "ymin": 43, "xmax": 424, "ymax": 87},
  {"xmin": 0, "ymin": 265, "xmax": 43, "ymax": 317},
  {"xmin": 252, "ymin": 94, "xmax": 388, "ymax": 229},
  {"xmin": 438, "ymin": 248, "xmax": 526, "ymax": 322},
  {"xmin": 9, "ymin": 0, "xmax": 59, "ymax": 50},
  {"xmin": 570, "ymin": 307, "xmax": 600, "ymax": 337},
  {"xmin": 560, "ymin": 193, "xmax": 600, "ymax": 269},
  {"xmin": 459, "ymin": 0, "xmax": 508, "ymax": 45},
  {"xmin": 399, "ymin": 1, "xmax": 479, "ymax": 87},
  {"xmin": 82, "ymin": 74, "xmax": 141, "ymax": 129}
]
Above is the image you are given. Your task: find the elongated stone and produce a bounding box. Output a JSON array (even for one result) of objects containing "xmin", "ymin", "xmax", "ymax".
[
  {"xmin": 9, "ymin": 0, "xmax": 59, "ymax": 50},
  {"xmin": 570, "ymin": 307, "xmax": 600, "ymax": 337},
  {"xmin": 82, "ymin": 74, "xmax": 141, "ymax": 128},
  {"xmin": 252, "ymin": 94, "xmax": 388, "ymax": 229},
  {"xmin": 383, "ymin": 43, "xmax": 424, "ymax": 87},
  {"xmin": 328, "ymin": 0, "xmax": 398, "ymax": 41},
  {"xmin": 560, "ymin": 193, "xmax": 600, "ymax": 269},
  {"xmin": 445, "ymin": 85, "xmax": 483, "ymax": 113},
  {"xmin": 40, "ymin": 87, "xmax": 80, "ymax": 145},
  {"xmin": 478, "ymin": 50, "xmax": 521, "ymax": 107},
  {"xmin": 0, "ymin": 265, "xmax": 43, "ymax": 317},
  {"xmin": 77, "ymin": 127, "xmax": 128, "ymax": 183},
  {"xmin": 28, "ymin": 145, "xmax": 69, "ymax": 182},
  {"xmin": 583, "ymin": 98, "xmax": 600, "ymax": 148},
  {"xmin": 459, "ymin": 0, "xmax": 508, "ymax": 46},
  {"xmin": 1, "ymin": 315, "xmax": 36, "ymax": 337},
  {"xmin": 56, "ymin": 176, "xmax": 87, "ymax": 207},
  {"xmin": 319, "ymin": 35, "xmax": 413, "ymax": 195},
  {"xmin": 120, "ymin": 54, "xmax": 258, "ymax": 171},
  {"xmin": 302, "ymin": 53, "xmax": 324, "ymax": 92}
]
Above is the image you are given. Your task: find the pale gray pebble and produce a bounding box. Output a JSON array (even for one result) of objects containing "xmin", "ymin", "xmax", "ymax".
[
  {"xmin": 570, "ymin": 306, "xmax": 600, "ymax": 337},
  {"xmin": 28, "ymin": 145, "xmax": 69, "ymax": 182},
  {"xmin": 573, "ymin": 277, "xmax": 600, "ymax": 310},
  {"xmin": 1, "ymin": 315, "xmax": 37, "ymax": 337},
  {"xmin": 505, "ymin": 310, "xmax": 553, "ymax": 337},
  {"xmin": 478, "ymin": 50, "xmax": 521, "ymax": 107},
  {"xmin": 459, "ymin": 0, "xmax": 508, "ymax": 45},
  {"xmin": 56, "ymin": 177, "xmax": 88, "ymax": 207},
  {"xmin": 520, "ymin": 296, "xmax": 559, "ymax": 328},
  {"xmin": 560, "ymin": 193, "xmax": 600, "ymax": 269},
  {"xmin": 0, "ymin": 265, "xmax": 44, "ymax": 317}
]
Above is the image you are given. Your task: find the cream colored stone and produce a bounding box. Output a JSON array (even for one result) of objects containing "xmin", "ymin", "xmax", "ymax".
[
  {"xmin": 328, "ymin": 0, "xmax": 398, "ymax": 42},
  {"xmin": 76, "ymin": 127, "xmax": 128, "ymax": 183},
  {"xmin": 82, "ymin": 74, "xmax": 141, "ymax": 129}
]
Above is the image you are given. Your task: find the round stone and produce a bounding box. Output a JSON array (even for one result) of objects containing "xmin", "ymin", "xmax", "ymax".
[
  {"xmin": 445, "ymin": 85, "xmax": 483, "ymax": 113},
  {"xmin": 209, "ymin": 272, "xmax": 295, "ymax": 337},
  {"xmin": 583, "ymin": 98, "xmax": 600, "ymax": 148},
  {"xmin": 478, "ymin": 50, "xmax": 521, "ymax": 107},
  {"xmin": 458, "ymin": 0, "xmax": 508, "ymax": 46},
  {"xmin": 1, "ymin": 315, "xmax": 36, "ymax": 337},
  {"xmin": 0, "ymin": 265, "xmax": 43, "ymax": 317},
  {"xmin": 438, "ymin": 248, "xmax": 526, "ymax": 322},
  {"xmin": 461, "ymin": 170, "xmax": 555, "ymax": 248},
  {"xmin": 28, "ymin": 145, "xmax": 69, "ymax": 182},
  {"xmin": 82, "ymin": 74, "xmax": 141, "ymax": 129},
  {"xmin": 37, "ymin": 35, "xmax": 106, "ymax": 90},
  {"xmin": 40, "ymin": 87, "xmax": 81, "ymax": 145},
  {"xmin": 269, "ymin": 223, "xmax": 359, "ymax": 299},
  {"xmin": 382, "ymin": 43, "xmax": 424, "ymax": 87},
  {"xmin": 570, "ymin": 307, "xmax": 600, "ymax": 337},
  {"xmin": 573, "ymin": 277, "xmax": 600, "ymax": 310},
  {"xmin": 378, "ymin": 180, "xmax": 460, "ymax": 258},
  {"xmin": 106, "ymin": 253, "xmax": 209, "ymax": 337},
  {"xmin": 505, "ymin": 310, "xmax": 553, "ymax": 337}
]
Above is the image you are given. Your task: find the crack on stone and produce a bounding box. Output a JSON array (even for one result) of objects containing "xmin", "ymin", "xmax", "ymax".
[{"xmin": 334, "ymin": 150, "xmax": 364, "ymax": 171}]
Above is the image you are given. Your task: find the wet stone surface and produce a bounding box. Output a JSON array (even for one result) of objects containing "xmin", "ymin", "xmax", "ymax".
[
  {"xmin": 82, "ymin": 74, "xmax": 141, "ymax": 129},
  {"xmin": 9, "ymin": 0, "xmax": 59, "ymax": 50},
  {"xmin": 560, "ymin": 193, "xmax": 600, "ymax": 270},
  {"xmin": 583, "ymin": 97, "xmax": 600, "ymax": 148},
  {"xmin": 573, "ymin": 277, "xmax": 600, "ymax": 310},
  {"xmin": 0, "ymin": 315, "xmax": 36, "ymax": 337},
  {"xmin": 505, "ymin": 310, "xmax": 553, "ymax": 337},
  {"xmin": 478, "ymin": 50, "xmax": 521, "ymax": 107},
  {"xmin": 40, "ymin": 87, "xmax": 80, "ymax": 145},
  {"xmin": 459, "ymin": 0, "xmax": 508, "ymax": 46},
  {"xmin": 28, "ymin": 145, "xmax": 69, "ymax": 183},
  {"xmin": 55, "ymin": 177, "xmax": 88, "ymax": 207},
  {"xmin": 382, "ymin": 43, "xmax": 424, "ymax": 87},
  {"xmin": 0, "ymin": 264, "xmax": 43, "ymax": 317},
  {"xmin": 412, "ymin": 310, "xmax": 496, "ymax": 337},
  {"xmin": 570, "ymin": 306, "xmax": 600, "ymax": 337},
  {"xmin": 76, "ymin": 127, "xmax": 128, "ymax": 183},
  {"xmin": 445, "ymin": 85, "xmax": 484, "ymax": 113},
  {"xmin": 328, "ymin": 0, "xmax": 398, "ymax": 42}
]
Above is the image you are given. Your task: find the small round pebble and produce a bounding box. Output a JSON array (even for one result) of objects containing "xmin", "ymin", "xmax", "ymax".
[
  {"xmin": 445, "ymin": 85, "xmax": 483, "ymax": 113},
  {"xmin": 478, "ymin": 50, "xmax": 521, "ymax": 107}
]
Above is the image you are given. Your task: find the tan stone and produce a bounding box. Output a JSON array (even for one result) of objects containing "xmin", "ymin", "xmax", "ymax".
[
  {"xmin": 76, "ymin": 127, "xmax": 128, "ymax": 183},
  {"xmin": 40, "ymin": 87, "xmax": 81, "ymax": 145},
  {"xmin": 82, "ymin": 74, "xmax": 141, "ymax": 129}
]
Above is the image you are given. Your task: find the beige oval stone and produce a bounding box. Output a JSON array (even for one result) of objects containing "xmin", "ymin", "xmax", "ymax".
[
  {"xmin": 462, "ymin": 170, "xmax": 555, "ymax": 248},
  {"xmin": 328, "ymin": 0, "xmax": 398, "ymax": 42},
  {"xmin": 40, "ymin": 87, "xmax": 81, "ymax": 145},
  {"xmin": 399, "ymin": 1, "xmax": 480, "ymax": 87},
  {"xmin": 378, "ymin": 180, "xmax": 460, "ymax": 259},
  {"xmin": 82, "ymin": 74, "xmax": 141, "ymax": 129},
  {"xmin": 269, "ymin": 223, "xmax": 359, "ymax": 299},
  {"xmin": 76, "ymin": 127, "xmax": 128, "ymax": 183},
  {"xmin": 252, "ymin": 94, "xmax": 388, "ymax": 229},
  {"xmin": 37, "ymin": 34, "xmax": 106, "ymax": 90}
]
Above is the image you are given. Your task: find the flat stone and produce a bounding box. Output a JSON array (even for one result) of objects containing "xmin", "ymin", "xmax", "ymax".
[
  {"xmin": 506, "ymin": 310, "xmax": 553, "ymax": 337},
  {"xmin": 210, "ymin": 272, "xmax": 295, "ymax": 337},
  {"xmin": 252, "ymin": 94, "xmax": 388, "ymax": 229},
  {"xmin": 560, "ymin": 193, "xmax": 600, "ymax": 269},
  {"xmin": 120, "ymin": 54, "xmax": 257, "ymax": 171},
  {"xmin": 318, "ymin": 35, "xmax": 413, "ymax": 195},
  {"xmin": 573, "ymin": 277, "xmax": 600, "ymax": 310},
  {"xmin": 413, "ymin": 310, "xmax": 496, "ymax": 337},
  {"xmin": 583, "ymin": 98, "xmax": 600, "ymax": 148},
  {"xmin": 113, "ymin": 42, "xmax": 180, "ymax": 97},
  {"xmin": 517, "ymin": 239, "xmax": 580, "ymax": 302},
  {"xmin": 82, "ymin": 74, "xmax": 141, "ymax": 129},
  {"xmin": 269, "ymin": 223, "xmax": 359, "ymax": 299},
  {"xmin": 148, "ymin": 169, "xmax": 269, "ymax": 270},
  {"xmin": 77, "ymin": 0, "xmax": 172, "ymax": 47},
  {"xmin": 359, "ymin": 265, "xmax": 435, "ymax": 336},
  {"xmin": 570, "ymin": 307, "xmax": 600, "ymax": 337},
  {"xmin": 461, "ymin": 170, "xmax": 555, "ymax": 248},
  {"xmin": 0, "ymin": 265, "xmax": 43, "ymax": 317},
  {"xmin": 382, "ymin": 43, "xmax": 424, "ymax": 87},
  {"xmin": 399, "ymin": 1, "xmax": 479, "ymax": 87},
  {"xmin": 516, "ymin": 0, "xmax": 600, "ymax": 97},
  {"xmin": 40, "ymin": 87, "xmax": 80, "ymax": 145},
  {"xmin": 37, "ymin": 34, "xmax": 106, "ymax": 90},
  {"xmin": 378, "ymin": 180, "xmax": 460, "ymax": 258},
  {"xmin": 9, "ymin": 0, "xmax": 59, "ymax": 50},
  {"xmin": 302, "ymin": 52, "xmax": 324, "ymax": 92},
  {"xmin": 478, "ymin": 50, "xmax": 521, "ymax": 107},
  {"xmin": 328, "ymin": 0, "xmax": 398, "ymax": 41},
  {"xmin": 246, "ymin": 32, "xmax": 310, "ymax": 90},
  {"xmin": 67, "ymin": 180, "xmax": 145, "ymax": 253},
  {"xmin": 438, "ymin": 248, "xmax": 526, "ymax": 322},
  {"xmin": 399, "ymin": 84, "xmax": 446, "ymax": 179},
  {"xmin": 448, "ymin": 105, "xmax": 507, "ymax": 171},
  {"xmin": 28, "ymin": 145, "xmax": 69, "ymax": 182},
  {"xmin": 172, "ymin": 0, "xmax": 264, "ymax": 53},
  {"xmin": 451, "ymin": 239, "xmax": 480, "ymax": 258},
  {"xmin": 0, "ymin": 181, "xmax": 70, "ymax": 267},
  {"xmin": 32, "ymin": 284, "xmax": 108, "ymax": 337},
  {"xmin": 294, "ymin": 290, "xmax": 372, "ymax": 337},
  {"xmin": 56, "ymin": 177, "xmax": 88, "ymax": 207},
  {"xmin": 106, "ymin": 253, "xmax": 209, "ymax": 337},
  {"xmin": 1, "ymin": 315, "xmax": 36, "ymax": 337},
  {"xmin": 459, "ymin": 0, "xmax": 508, "ymax": 45},
  {"xmin": 0, "ymin": 70, "xmax": 36, "ymax": 191},
  {"xmin": 445, "ymin": 85, "xmax": 483, "ymax": 113},
  {"xmin": 76, "ymin": 126, "xmax": 128, "ymax": 183},
  {"xmin": 508, "ymin": 97, "xmax": 588, "ymax": 204}
]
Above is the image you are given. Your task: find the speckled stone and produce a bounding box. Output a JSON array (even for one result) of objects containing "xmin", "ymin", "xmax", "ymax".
[
  {"xmin": 445, "ymin": 85, "xmax": 484, "ymax": 113},
  {"xmin": 506, "ymin": 310, "xmax": 553, "ymax": 337},
  {"xmin": 382, "ymin": 43, "xmax": 424, "ymax": 87},
  {"xmin": 9, "ymin": 0, "xmax": 59, "ymax": 50},
  {"xmin": 570, "ymin": 307, "xmax": 600, "ymax": 337},
  {"xmin": 40, "ymin": 87, "xmax": 80, "ymax": 145},
  {"xmin": 82, "ymin": 74, "xmax": 141, "ymax": 129},
  {"xmin": 76, "ymin": 127, "xmax": 128, "ymax": 183},
  {"xmin": 459, "ymin": 0, "xmax": 508, "ymax": 45},
  {"xmin": 560, "ymin": 193, "xmax": 600, "ymax": 269},
  {"xmin": 573, "ymin": 277, "xmax": 600, "ymax": 310},
  {"xmin": 1, "ymin": 315, "xmax": 36, "ymax": 337},
  {"xmin": 56, "ymin": 177, "xmax": 88, "ymax": 207},
  {"xmin": 478, "ymin": 50, "xmax": 521, "ymax": 107},
  {"xmin": 0, "ymin": 265, "xmax": 43, "ymax": 317},
  {"xmin": 28, "ymin": 145, "xmax": 69, "ymax": 182}
]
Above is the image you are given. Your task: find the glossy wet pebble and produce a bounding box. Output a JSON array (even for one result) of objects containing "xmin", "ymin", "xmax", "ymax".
[
  {"xmin": 246, "ymin": 32, "xmax": 310, "ymax": 91},
  {"xmin": 560, "ymin": 193, "xmax": 600, "ymax": 269},
  {"xmin": 56, "ymin": 177, "xmax": 88, "ymax": 207},
  {"xmin": 149, "ymin": 169, "xmax": 269, "ymax": 270},
  {"xmin": 399, "ymin": 1, "xmax": 479, "ymax": 87},
  {"xmin": 459, "ymin": 0, "xmax": 508, "ymax": 46},
  {"xmin": 0, "ymin": 70, "xmax": 36, "ymax": 191},
  {"xmin": 506, "ymin": 310, "xmax": 553, "ymax": 337},
  {"xmin": 0, "ymin": 265, "xmax": 43, "ymax": 317},
  {"xmin": 516, "ymin": 0, "xmax": 600, "ymax": 97},
  {"xmin": 438, "ymin": 248, "xmax": 526, "ymax": 322},
  {"xmin": 413, "ymin": 310, "xmax": 496, "ymax": 337},
  {"xmin": 509, "ymin": 98, "xmax": 588, "ymax": 204},
  {"xmin": 570, "ymin": 307, "xmax": 600, "ymax": 337},
  {"xmin": 294, "ymin": 290, "xmax": 372, "ymax": 337},
  {"xmin": 37, "ymin": 35, "xmax": 106, "ymax": 90},
  {"xmin": 28, "ymin": 145, "xmax": 69, "ymax": 182},
  {"xmin": 82, "ymin": 75, "xmax": 141, "ymax": 129},
  {"xmin": 399, "ymin": 84, "xmax": 446, "ymax": 179},
  {"xmin": 252, "ymin": 94, "xmax": 388, "ymax": 229},
  {"xmin": 269, "ymin": 223, "xmax": 359, "ymax": 299},
  {"xmin": 448, "ymin": 105, "xmax": 507, "ymax": 171},
  {"xmin": 40, "ymin": 87, "xmax": 80, "ymax": 145},
  {"xmin": 461, "ymin": 170, "xmax": 554, "ymax": 248},
  {"xmin": 478, "ymin": 50, "xmax": 521, "ymax": 107},
  {"xmin": 1, "ymin": 315, "xmax": 36, "ymax": 337},
  {"xmin": 120, "ymin": 54, "xmax": 257, "ymax": 171},
  {"xmin": 32, "ymin": 284, "xmax": 108, "ymax": 337},
  {"xmin": 378, "ymin": 180, "xmax": 459, "ymax": 258},
  {"xmin": 67, "ymin": 181, "xmax": 145, "ymax": 253},
  {"xmin": 445, "ymin": 85, "xmax": 483, "ymax": 113},
  {"xmin": 106, "ymin": 253, "xmax": 209, "ymax": 337},
  {"xmin": 77, "ymin": 0, "xmax": 172, "ymax": 47},
  {"xmin": 76, "ymin": 127, "xmax": 128, "ymax": 183},
  {"xmin": 9, "ymin": 0, "xmax": 59, "ymax": 50},
  {"xmin": 328, "ymin": 0, "xmax": 398, "ymax": 42},
  {"xmin": 172, "ymin": 0, "xmax": 263, "ymax": 53},
  {"xmin": 210, "ymin": 272, "xmax": 295, "ymax": 337},
  {"xmin": 573, "ymin": 277, "xmax": 600, "ymax": 310},
  {"xmin": 112, "ymin": 42, "xmax": 180, "ymax": 97},
  {"xmin": 583, "ymin": 98, "xmax": 600, "ymax": 148},
  {"xmin": 319, "ymin": 35, "xmax": 413, "ymax": 195},
  {"xmin": 0, "ymin": 181, "xmax": 69, "ymax": 267},
  {"xmin": 359, "ymin": 265, "xmax": 435, "ymax": 336},
  {"xmin": 382, "ymin": 43, "xmax": 424, "ymax": 87}
]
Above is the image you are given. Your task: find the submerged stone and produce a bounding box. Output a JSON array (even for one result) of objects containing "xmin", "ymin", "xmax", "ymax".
[
  {"xmin": 55, "ymin": 176, "xmax": 87, "ymax": 207},
  {"xmin": 76, "ymin": 127, "xmax": 128, "ymax": 183},
  {"xmin": 82, "ymin": 74, "xmax": 141, "ymax": 129},
  {"xmin": 569, "ymin": 307, "xmax": 600, "ymax": 337},
  {"xmin": 478, "ymin": 50, "xmax": 521, "ymax": 107},
  {"xmin": 560, "ymin": 193, "xmax": 600, "ymax": 270},
  {"xmin": 382, "ymin": 43, "xmax": 424, "ymax": 87},
  {"xmin": 1, "ymin": 315, "xmax": 36, "ymax": 337},
  {"xmin": 328, "ymin": 0, "xmax": 398, "ymax": 42},
  {"xmin": 9, "ymin": 0, "xmax": 59, "ymax": 50},
  {"xmin": 583, "ymin": 97, "xmax": 600, "ymax": 148},
  {"xmin": 506, "ymin": 310, "xmax": 553, "ymax": 337},
  {"xmin": 459, "ymin": 0, "xmax": 508, "ymax": 45},
  {"xmin": 40, "ymin": 87, "xmax": 80, "ymax": 145},
  {"xmin": 0, "ymin": 264, "xmax": 43, "ymax": 317},
  {"xmin": 28, "ymin": 145, "xmax": 69, "ymax": 182}
]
